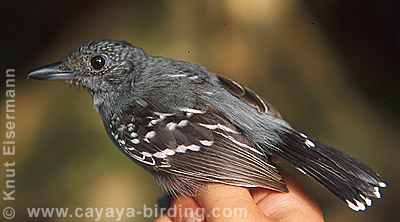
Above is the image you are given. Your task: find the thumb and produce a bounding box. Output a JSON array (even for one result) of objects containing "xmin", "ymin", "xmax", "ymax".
[
  {"xmin": 250, "ymin": 172, "xmax": 323, "ymax": 222},
  {"xmin": 195, "ymin": 184, "xmax": 275, "ymax": 222}
]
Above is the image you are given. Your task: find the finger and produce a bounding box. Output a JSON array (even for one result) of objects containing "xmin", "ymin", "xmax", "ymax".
[
  {"xmin": 251, "ymin": 172, "xmax": 324, "ymax": 222},
  {"xmin": 168, "ymin": 195, "xmax": 204, "ymax": 222},
  {"xmin": 196, "ymin": 183, "xmax": 275, "ymax": 222}
]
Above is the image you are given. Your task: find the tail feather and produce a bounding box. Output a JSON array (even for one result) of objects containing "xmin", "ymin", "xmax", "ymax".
[{"xmin": 271, "ymin": 129, "xmax": 386, "ymax": 211}]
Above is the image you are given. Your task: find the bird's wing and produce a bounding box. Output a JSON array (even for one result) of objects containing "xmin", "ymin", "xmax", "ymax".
[
  {"xmin": 217, "ymin": 75, "xmax": 282, "ymax": 118},
  {"xmin": 109, "ymin": 102, "xmax": 287, "ymax": 196}
]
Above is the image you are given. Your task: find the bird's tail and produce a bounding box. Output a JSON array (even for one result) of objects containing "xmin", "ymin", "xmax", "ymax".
[{"xmin": 270, "ymin": 130, "xmax": 386, "ymax": 211}]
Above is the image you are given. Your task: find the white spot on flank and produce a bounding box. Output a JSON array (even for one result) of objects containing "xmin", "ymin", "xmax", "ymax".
[
  {"xmin": 127, "ymin": 147, "xmax": 135, "ymax": 151},
  {"xmin": 145, "ymin": 131, "xmax": 156, "ymax": 139},
  {"xmin": 176, "ymin": 145, "xmax": 187, "ymax": 153},
  {"xmin": 175, "ymin": 144, "xmax": 201, "ymax": 152},
  {"xmin": 130, "ymin": 132, "xmax": 138, "ymax": 138},
  {"xmin": 117, "ymin": 124, "xmax": 126, "ymax": 131},
  {"xmin": 119, "ymin": 140, "xmax": 126, "ymax": 145},
  {"xmin": 154, "ymin": 152, "xmax": 167, "ymax": 159},
  {"xmin": 199, "ymin": 140, "xmax": 214, "ymax": 146},
  {"xmin": 198, "ymin": 123, "xmax": 239, "ymax": 134},
  {"xmin": 131, "ymin": 139, "xmax": 140, "ymax": 144},
  {"xmin": 142, "ymin": 152, "xmax": 153, "ymax": 157},
  {"xmin": 133, "ymin": 154, "xmax": 155, "ymax": 165},
  {"xmin": 379, "ymin": 182, "xmax": 387, "ymax": 188},
  {"xmin": 180, "ymin": 107, "xmax": 205, "ymax": 114},
  {"xmin": 114, "ymin": 134, "xmax": 119, "ymax": 139},
  {"xmin": 186, "ymin": 144, "xmax": 201, "ymax": 151},
  {"xmin": 305, "ymin": 139, "xmax": 315, "ymax": 148},
  {"xmin": 189, "ymin": 76, "xmax": 199, "ymax": 80},
  {"xmin": 355, "ymin": 199, "xmax": 366, "ymax": 211},
  {"xmin": 153, "ymin": 112, "xmax": 174, "ymax": 120},
  {"xmin": 217, "ymin": 124, "xmax": 239, "ymax": 134},
  {"xmin": 346, "ymin": 199, "xmax": 360, "ymax": 211},
  {"xmin": 198, "ymin": 123, "xmax": 217, "ymax": 130},
  {"xmin": 166, "ymin": 122, "xmax": 177, "ymax": 131},
  {"xmin": 162, "ymin": 149, "xmax": 175, "ymax": 156},
  {"xmin": 150, "ymin": 119, "xmax": 160, "ymax": 125},
  {"xmin": 177, "ymin": 120, "xmax": 189, "ymax": 128}
]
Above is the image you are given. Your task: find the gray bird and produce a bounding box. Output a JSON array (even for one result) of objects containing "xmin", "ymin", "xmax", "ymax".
[{"xmin": 27, "ymin": 40, "xmax": 386, "ymax": 211}]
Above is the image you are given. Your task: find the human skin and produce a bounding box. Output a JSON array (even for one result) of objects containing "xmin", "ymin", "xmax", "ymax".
[{"xmin": 154, "ymin": 172, "xmax": 324, "ymax": 222}]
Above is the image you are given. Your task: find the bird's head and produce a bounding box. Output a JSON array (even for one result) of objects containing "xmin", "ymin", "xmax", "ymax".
[{"xmin": 27, "ymin": 40, "xmax": 147, "ymax": 96}]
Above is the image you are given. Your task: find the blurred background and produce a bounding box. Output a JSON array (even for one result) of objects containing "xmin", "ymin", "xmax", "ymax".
[{"xmin": 0, "ymin": 0, "xmax": 399, "ymax": 221}]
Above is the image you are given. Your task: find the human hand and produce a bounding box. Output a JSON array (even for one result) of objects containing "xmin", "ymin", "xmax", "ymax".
[{"xmin": 154, "ymin": 172, "xmax": 323, "ymax": 222}]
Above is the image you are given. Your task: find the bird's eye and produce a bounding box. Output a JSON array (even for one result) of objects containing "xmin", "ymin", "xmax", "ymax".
[{"xmin": 90, "ymin": 55, "xmax": 106, "ymax": 70}]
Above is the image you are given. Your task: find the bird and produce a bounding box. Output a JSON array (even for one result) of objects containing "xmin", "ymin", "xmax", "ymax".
[{"xmin": 27, "ymin": 40, "xmax": 386, "ymax": 212}]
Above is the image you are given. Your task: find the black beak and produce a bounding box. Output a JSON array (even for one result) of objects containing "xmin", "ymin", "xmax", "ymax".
[{"xmin": 26, "ymin": 62, "xmax": 76, "ymax": 81}]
